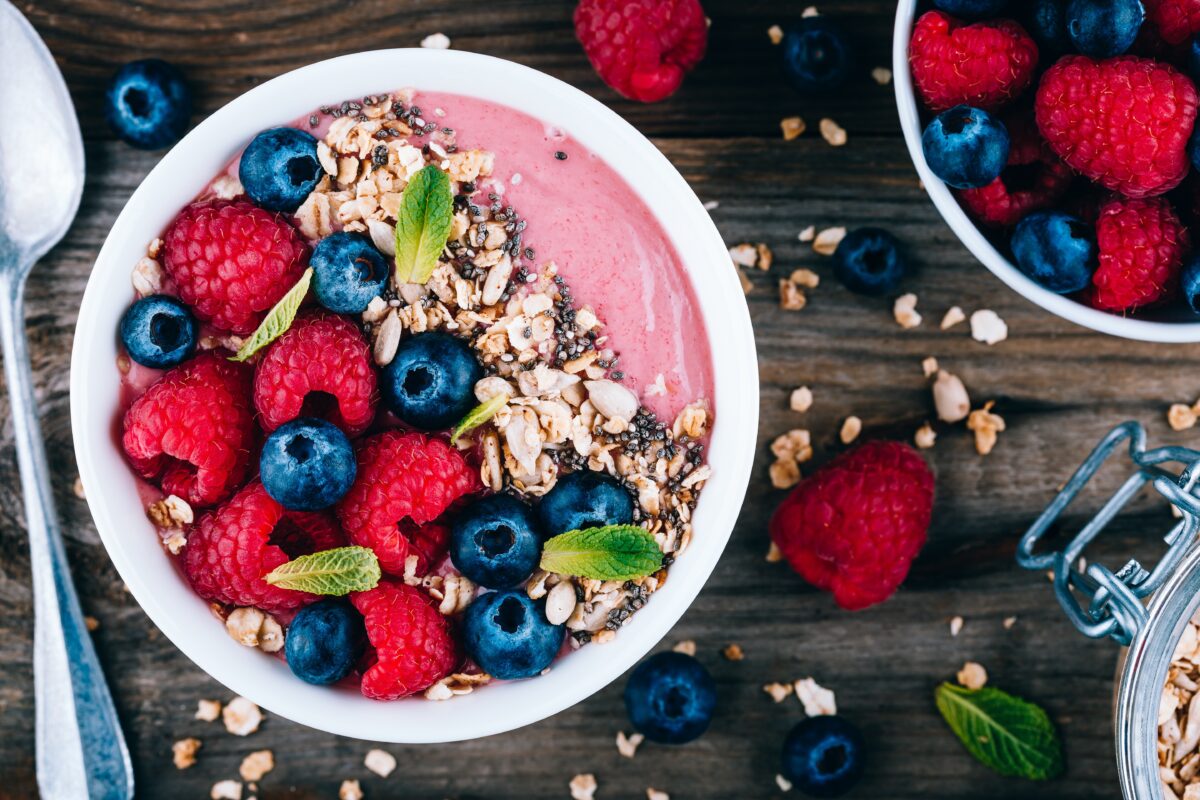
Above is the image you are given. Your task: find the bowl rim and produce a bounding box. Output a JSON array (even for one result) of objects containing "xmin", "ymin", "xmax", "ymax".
[
  {"xmin": 892, "ymin": 0, "xmax": 1200, "ymax": 344},
  {"xmin": 70, "ymin": 48, "xmax": 759, "ymax": 742}
]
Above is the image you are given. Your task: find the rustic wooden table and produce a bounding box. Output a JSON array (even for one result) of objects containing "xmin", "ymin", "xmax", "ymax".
[{"xmin": 3, "ymin": 1, "xmax": 1195, "ymax": 797}]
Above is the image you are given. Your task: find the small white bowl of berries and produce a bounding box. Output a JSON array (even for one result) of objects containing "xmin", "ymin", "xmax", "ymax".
[{"xmin": 894, "ymin": 0, "xmax": 1200, "ymax": 342}]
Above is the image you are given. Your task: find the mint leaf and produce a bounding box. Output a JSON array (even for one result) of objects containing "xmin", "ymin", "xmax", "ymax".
[
  {"xmin": 934, "ymin": 683, "xmax": 1064, "ymax": 780},
  {"xmin": 394, "ymin": 164, "xmax": 453, "ymax": 285},
  {"xmin": 231, "ymin": 267, "xmax": 312, "ymax": 362},
  {"xmin": 451, "ymin": 394, "xmax": 508, "ymax": 444},
  {"xmin": 540, "ymin": 524, "xmax": 662, "ymax": 580},
  {"xmin": 264, "ymin": 546, "xmax": 380, "ymax": 595}
]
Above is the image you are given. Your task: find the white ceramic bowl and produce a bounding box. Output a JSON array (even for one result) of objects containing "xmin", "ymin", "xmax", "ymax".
[
  {"xmin": 70, "ymin": 49, "xmax": 758, "ymax": 742},
  {"xmin": 893, "ymin": 0, "xmax": 1200, "ymax": 343}
]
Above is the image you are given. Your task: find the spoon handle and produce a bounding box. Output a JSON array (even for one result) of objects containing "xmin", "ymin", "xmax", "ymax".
[{"xmin": 0, "ymin": 271, "xmax": 133, "ymax": 800}]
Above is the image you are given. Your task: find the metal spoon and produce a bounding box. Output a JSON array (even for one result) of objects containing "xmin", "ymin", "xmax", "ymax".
[{"xmin": 0, "ymin": 2, "xmax": 133, "ymax": 797}]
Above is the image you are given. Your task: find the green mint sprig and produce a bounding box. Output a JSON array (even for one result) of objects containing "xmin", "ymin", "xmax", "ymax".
[
  {"xmin": 540, "ymin": 524, "xmax": 663, "ymax": 581},
  {"xmin": 394, "ymin": 164, "xmax": 453, "ymax": 285},
  {"xmin": 230, "ymin": 267, "xmax": 312, "ymax": 362},
  {"xmin": 934, "ymin": 682, "xmax": 1064, "ymax": 781},
  {"xmin": 264, "ymin": 546, "xmax": 381, "ymax": 595}
]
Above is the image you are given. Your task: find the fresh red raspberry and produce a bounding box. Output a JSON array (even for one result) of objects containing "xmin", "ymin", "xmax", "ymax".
[
  {"xmin": 183, "ymin": 481, "xmax": 345, "ymax": 614},
  {"xmin": 122, "ymin": 352, "xmax": 256, "ymax": 508},
  {"xmin": 1088, "ymin": 196, "xmax": 1191, "ymax": 312},
  {"xmin": 408, "ymin": 521, "xmax": 450, "ymax": 576},
  {"xmin": 162, "ymin": 199, "xmax": 308, "ymax": 335},
  {"xmin": 956, "ymin": 113, "xmax": 1073, "ymax": 228},
  {"xmin": 351, "ymin": 580, "xmax": 459, "ymax": 700},
  {"xmin": 908, "ymin": 11, "xmax": 1039, "ymax": 114},
  {"xmin": 253, "ymin": 311, "xmax": 378, "ymax": 437},
  {"xmin": 573, "ymin": 0, "xmax": 707, "ymax": 103},
  {"xmin": 769, "ymin": 441, "xmax": 935, "ymax": 611},
  {"xmin": 337, "ymin": 431, "xmax": 479, "ymax": 576},
  {"xmin": 1035, "ymin": 56, "xmax": 1198, "ymax": 199},
  {"xmin": 1143, "ymin": 0, "xmax": 1200, "ymax": 45}
]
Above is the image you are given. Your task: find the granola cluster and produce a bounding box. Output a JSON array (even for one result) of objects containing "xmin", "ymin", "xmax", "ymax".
[{"xmin": 1160, "ymin": 615, "xmax": 1200, "ymax": 799}]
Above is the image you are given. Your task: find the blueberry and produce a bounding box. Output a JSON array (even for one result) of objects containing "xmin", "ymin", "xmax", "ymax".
[
  {"xmin": 238, "ymin": 127, "xmax": 322, "ymax": 213},
  {"xmin": 1182, "ymin": 255, "xmax": 1200, "ymax": 314},
  {"xmin": 781, "ymin": 18, "xmax": 853, "ymax": 93},
  {"xmin": 933, "ymin": 0, "xmax": 1008, "ymax": 16},
  {"xmin": 537, "ymin": 470, "xmax": 634, "ymax": 537},
  {"xmin": 1011, "ymin": 211, "xmax": 1096, "ymax": 294},
  {"xmin": 1066, "ymin": 0, "xmax": 1144, "ymax": 57},
  {"xmin": 832, "ymin": 228, "xmax": 907, "ymax": 296},
  {"xmin": 381, "ymin": 331, "xmax": 483, "ymax": 430},
  {"xmin": 461, "ymin": 590, "xmax": 563, "ymax": 679},
  {"xmin": 104, "ymin": 59, "xmax": 191, "ymax": 150},
  {"xmin": 1190, "ymin": 36, "xmax": 1200, "ymax": 84},
  {"xmin": 1028, "ymin": 0, "xmax": 1071, "ymax": 55},
  {"xmin": 285, "ymin": 599, "xmax": 366, "ymax": 685},
  {"xmin": 259, "ymin": 418, "xmax": 356, "ymax": 511},
  {"xmin": 623, "ymin": 652, "xmax": 716, "ymax": 744},
  {"xmin": 310, "ymin": 232, "xmax": 390, "ymax": 314},
  {"xmin": 781, "ymin": 716, "xmax": 866, "ymax": 798},
  {"xmin": 1190, "ymin": 124, "xmax": 1200, "ymax": 172},
  {"xmin": 119, "ymin": 295, "xmax": 197, "ymax": 369},
  {"xmin": 450, "ymin": 495, "xmax": 542, "ymax": 588},
  {"xmin": 921, "ymin": 105, "xmax": 1010, "ymax": 189}
]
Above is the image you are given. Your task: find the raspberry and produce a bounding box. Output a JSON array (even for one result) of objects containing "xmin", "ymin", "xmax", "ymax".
[
  {"xmin": 408, "ymin": 521, "xmax": 450, "ymax": 576},
  {"xmin": 183, "ymin": 481, "xmax": 345, "ymax": 614},
  {"xmin": 1089, "ymin": 196, "xmax": 1192, "ymax": 312},
  {"xmin": 956, "ymin": 113, "xmax": 1072, "ymax": 228},
  {"xmin": 122, "ymin": 352, "xmax": 256, "ymax": 508},
  {"xmin": 1035, "ymin": 56, "xmax": 1198, "ymax": 199},
  {"xmin": 768, "ymin": 441, "xmax": 935, "ymax": 611},
  {"xmin": 1143, "ymin": 0, "xmax": 1200, "ymax": 45},
  {"xmin": 351, "ymin": 580, "xmax": 459, "ymax": 700},
  {"xmin": 337, "ymin": 431, "xmax": 480, "ymax": 576},
  {"xmin": 573, "ymin": 0, "xmax": 707, "ymax": 103},
  {"xmin": 162, "ymin": 199, "xmax": 308, "ymax": 335},
  {"xmin": 253, "ymin": 311, "xmax": 378, "ymax": 437},
  {"xmin": 908, "ymin": 11, "xmax": 1039, "ymax": 113}
]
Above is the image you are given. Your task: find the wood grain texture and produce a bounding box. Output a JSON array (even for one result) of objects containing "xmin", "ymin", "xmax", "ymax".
[{"xmin": 1, "ymin": 1, "xmax": 1192, "ymax": 797}]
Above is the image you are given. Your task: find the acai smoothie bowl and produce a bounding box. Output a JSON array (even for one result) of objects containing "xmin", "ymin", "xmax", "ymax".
[{"xmin": 70, "ymin": 50, "xmax": 757, "ymax": 742}]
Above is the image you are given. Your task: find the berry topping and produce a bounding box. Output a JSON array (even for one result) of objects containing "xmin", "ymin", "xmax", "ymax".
[
  {"xmin": 769, "ymin": 441, "xmax": 935, "ymax": 611},
  {"xmin": 450, "ymin": 495, "xmax": 542, "ymax": 589},
  {"xmin": 239, "ymin": 127, "xmax": 323, "ymax": 213},
  {"xmin": 1089, "ymin": 196, "xmax": 1191, "ymax": 311},
  {"xmin": 381, "ymin": 331, "xmax": 483, "ymax": 431},
  {"xmin": 104, "ymin": 59, "xmax": 191, "ymax": 150},
  {"xmin": 1011, "ymin": 210, "xmax": 1097, "ymax": 294},
  {"xmin": 921, "ymin": 105, "xmax": 1010, "ymax": 189},
  {"xmin": 1028, "ymin": 0, "xmax": 1072, "ymax": 55},
  {"xmin": 337, "ymin": 430, "xmax": 479, "ymax": 576},
  {"xmin": 781, "ymin": 716, "xmax": 867, "ymax": 798},
  {"xmin": 623, "ymin": 652, "xmax": 717, "ymax": 744},
  {"xmin": 832, "ymin": 228, "xmax": 907, "ymax": 296},
  {"xmin": 781, "ymin": 18, "xmax": 854, "ymax": 93},
  {"xmin": 1066, "ymin": 0, "xmax": 1145, "ymax": 56},
  {"xmin": 1182, "ymin": 254, "xmax": 1200, "ymax": 312},
  {"xmin": 119, "ymin": 295, "xmax": 197, "ymax": 369},
  {"xmin": 285, "ymin": 598, "xmax": 367, "ymax": 686},
  {"xmin": 351, "ymin": 581, "xmax": 459, "ymax": 700},
  {"xmin": 573, "ymin": 0, "xmax": 708, "ymax": 103},
  {"xmin": 161, "ymin": 199, "xmax": 309, "ymax": 335},
  {"xmin": 537, "ymin": 470, "xmax": 635, "ymax": 538},
  {"xmin": 310, "ymin": 232, "xmax": 390, "ymax": 314},
  {"xmin": 1143, "ymin": 0, "xmax": 1200, "ymax": 45},
  {"xmin": 122, "ymin": 352, "xmax": 255, "ymax": 508},
  {"xmin": 259, "ymin": 418, "xmax": 357, "ymax": 511},
  {"xmin": 252, "ymin": 311, "xmax": 378, "ymax": 438},
  {"xmin": 461, "ymin": 590, "xmax": 563, "ymax": 680}
]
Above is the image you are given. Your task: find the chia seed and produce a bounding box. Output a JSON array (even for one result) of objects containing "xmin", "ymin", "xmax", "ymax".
[{"xmin": 554, "ymin": 150, "xmax": 568, "ymax": 161}]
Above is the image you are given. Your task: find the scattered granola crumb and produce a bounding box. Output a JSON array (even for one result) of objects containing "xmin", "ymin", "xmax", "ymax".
[
  {"xmin": 781, "ymin": 116, "xmax": 807, "ymax": 141},
  {"xmin": 921, "ymin": 356, "xmax": 939, "ymax": 378},
  {"xmin": 764, "ymin": 682, "xmax": 795, "ymax": 703},
  {"xmin": 940, "ymin": 306, "xmax": 966, "ymax": 330},
  {"xmin": 364, "ymin": 748, "xmax": 397, "ymax": 778},
  {"xmin": 647, "ymin": 790, "xmax": 670, "ymax": 800},
  {"xmin": 85, "ymin": 615, "xmax": 100, "ymax": 632},
  {"xmin": 173, "ymin": 737, "xmax": 201, "ymax": 770},
  {"xmin": 73, "ymin": 476, "xmax": 85, "ymax": 499},
  {"xmin": 893, "ymin": 293, "xmax": 922, "ymax": 329},
  {"xmin": 766, "ymin": 541, "xmax": 784, "ymax": 562},
  {"xmin": 839, "ymin": 416, "xmax": 862, "ymax": 445},
  {"xmin": 790, "ymin": 268, "xmax": 820, "ymax": 289},
  {"xmin": 770, "ymin": 458, "xmax": 802, "ymax": 489},
  {"xmin": 222, "ymin": 697, "xmax": 263, "ymax": 737},
  {"xmin": 723, "ymin": 643, "xmax": 745, "ymax": 661},
  {"xmin": 673, "ymin": 640, "xmax": 697, "ymax": 656},
  {"xmin": 776, "ymin": 773, "xmax": 794, "ymax": 792},
  {"xmin": 802, "ymin": 5, "xmax": 819, "ymax": 17},
  {"xmin": 570, "ymin": 773, "xmax": 598, "ymax": 800},
  {"xmin": 798, "ymin": 225, "xmax": 816, "ymax": 243},
  {"xmin": 779, "ymin": 278, "xmax": 808, "ymax": 311},
  {"xmin": 950, "ymin": 616, "xmax": 964, "ymax": 637},
  {"xmin": 755, "ymin": 243, "xmax": 774, "ymax": 270},
  {"xmin": 735, "ymin": 264, "xmax": 752, "ymax": 295},
  {"xmin": 1169, "ymin": 403, "xmax": 1198, "ymax": 431},
  {"xmin": 1003, "ymin": 616, "xmax": 1018, "ymax": 630},
  {"xmin": 211, "ymin": 780, "xmax": 242, "ymax": 800},
  {"xmin": 970, "ymin": 309, "xmax": 1008, "ymax": 345},
  {"xmin": 617, "ymin": 730, "xmax": 645, "ymax": 758},
  {"xmin": 795, "ymin": 677, "xmax": 837, "ymax": 716},
  {"xmin": 957, "ymin": 661, "xmax": 989, "ymax": 690},
  {"xmin": 239, "ymin": 750, "xmax": 274, "ymax": 782},
  {"xmin": 812, "ymin": 226, "xmax": 846, "ymax": 256},
  {"xmin": 768, "ymin": 24, "xmax": 784, "ymax": 44},
  {"xmin": 339, "ymin": 780, "xmax": 364, "ymax": 800},
  {"xmin": 967, "ymin": 401, "xmax": 1006, "ymax": 455},
  {"xmin": 872, "ymin": 66, "xmax": 893, "ymax": 85},
  {"xmin": 915, "ymin": 421, "xmax": 937, "ymax": 450},
  {"xmin": 420, "ymin": 32, "xmax": 451, "ymax": 49},
  {"xmin": 790, "ymin": 386, "xmax": 813, "ymax": 413},
  {"xmin": 933, "ymin": 370, "xmax": 971, "ymax": 424},
  {"xmin": 728, "ymin": 242, "xmax": 759, "ymax": 268},
  {"xmin": 819, "ymin": 118, "xmax": 847, "ymax": 147},
  {"xmin": 196, "ymin": 699, "xmax": 222, "ymax": 722},
  {"xmin": 703, "ymin": 199, "xmax": 720, "ymax": 211}
]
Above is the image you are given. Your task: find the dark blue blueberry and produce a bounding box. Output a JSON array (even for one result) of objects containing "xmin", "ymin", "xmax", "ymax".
[
  {"xmin": 1029, "ymin": 0, "xmax": 1071, "ymax": 55},
  {"xmin": 537, "ymin": 470, "xmax": 634, "ymax": 538},
  {"xmin": 461, "ymin": 590, "xmax": 563, "ymax": 680},
  {"xmin": 921, "ymin": 105, "xmax": 1010, "ymax": 189},
  {"xmin": 259, "ymin": 418, "xmax": 356, "ymax": 511},
  {"xmin": 238, "ymin": 127, "xmax": 322, "ymax": 213},
  {"xmin": 1189, "ymin": 36, "xmax": 1200, "ymax": 84},
  {"xmin": 1182, "ymin": 255, "xmax": 1200, "ymax": 314},
  {"xmin": 781, "ymin": 716, "xmax": 866, "ymax": 798},
  {"xmin": 1011, "ymin": 211, "xmax": 1096, "ymax": 294},
  {"xmin": 450, "ymin": 495, "xmax": 542, "ymax": 589},
  {"xmin": 624, "ymin": 652, "xmax": 716, "ymax": 744},
  {"xmin": 104, "ymin": 59, "xmax": 191, "ymax": 150},
  {"xmin": 285, "ymin": 599, "xmax": 366, "ymax": 685},
  {"xmin": 310, "ymin": 232, "xmax": 390, "ymax": 314},
  {"xmin": 1190, "ymin": 123, "xmax": 1200, "ymax": 172},
  {"xmin": 934, "ymin": 0, "xmax": 1009, "ymax": 16},
  {"xmin": 1066, "ymin": 0, "xmax": 1144, "ymax": 57},
  {"xmin": 833, "ymin": 228, "xmax": 907, "ymax": 296},
  {"xmin": 781, "ymin": 18, "xmax": 853, "ymax": 93},
  {"xmin": 381, "ymin": 331, "xmax": 483, "ymax": 431},
  {"xmin": 119, "ymin": 295, "xmax": 197, "ymax": 369}
]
